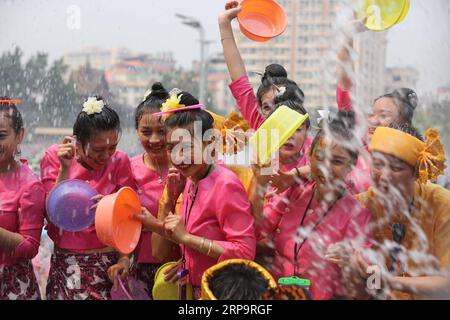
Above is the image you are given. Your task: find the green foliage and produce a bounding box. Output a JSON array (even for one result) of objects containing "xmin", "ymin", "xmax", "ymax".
[
  {"xmin": 161, "ymin": 68, "xmax": 219, "ymax": 115},
  {"xmin": 0, "ymin": 47, "xmax": 80, "ymax": 128}
]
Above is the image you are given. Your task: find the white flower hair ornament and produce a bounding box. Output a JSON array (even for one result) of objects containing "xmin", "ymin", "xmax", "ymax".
[
  {"xmin": 275, "ymin": 86, "xmax": 286, "ymax": 97},
  {"xmin": 82, "ymin": 97, "xmax": 105, "ymax": 115},
  {"xmin": 142, "ymin": 89, "xmax": 152, "ymax": 102},
  {"xmin": 317, "ymin": 110, "xmax": 331, "ymax": 128}
]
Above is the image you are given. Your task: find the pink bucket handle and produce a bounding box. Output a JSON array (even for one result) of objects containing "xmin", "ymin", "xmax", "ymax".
[{"xmin": 118, "ymin": 276, "xmax": 134, "ymax": 300}]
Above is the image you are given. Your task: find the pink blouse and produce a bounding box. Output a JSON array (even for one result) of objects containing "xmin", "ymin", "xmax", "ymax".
[
  {"xmin": 229, "ymin": 75, "xmax": 265, "ymax": 130},
  {"xmin": 257, "ymin": 181, "xmax": 372, "ymax": 300},
  {"xmin": 336, "ymin": 85, "xmax": 353, "ymax": 112},
  {"xmin": 336, "ymin": 85, "xmax": 372, "ymax": 194},
  {"xmin": 40, "ymin": 144, "xmax": 135, "ymax": 252},
  {"xmin": 347, "ymin": 146, "xmax": 372, "ymax": 195},
  {"xmin": 180, "ymin": 165, "xmax": 256, "ymax": 286},
  {"xmin": 131, "ymin": 154, "xmax": 168, "ymax": 264},
  {"xmin": 0, "ymin": 161, "xmax": 45, "ymax": 266}
]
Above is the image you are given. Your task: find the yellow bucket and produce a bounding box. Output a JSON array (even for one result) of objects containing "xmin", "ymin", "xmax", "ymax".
[
  {"xmin": 354, "ymin": 0, "xmax": 408, "ymax": 31},
  {"xmin": 152, "ymin": 262, "xmax": 194, "ymax": 300},
  {"xmin": 394, "ymin": 0, "xmax": 410, "ymax": 25},
  {"xmin": 249, "ymin": 105, "xmax": 309, "ymax": 165}
]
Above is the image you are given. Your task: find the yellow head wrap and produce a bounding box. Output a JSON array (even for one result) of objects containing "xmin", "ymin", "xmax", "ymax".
[
  {"xmin": 200, "ymin": 259, "xmax": 277, "ymax": 300},
  {"xmin": 369, "ymin": 127, "xmax": 446, "ymax": 183}
]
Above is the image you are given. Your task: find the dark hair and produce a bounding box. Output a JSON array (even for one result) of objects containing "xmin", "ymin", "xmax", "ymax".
[
  {"xmin": 164, "ymin": 91, "xmax": 214, "ymax": 136},
  {"xmin": 333, "ymin": 110, "xmax": 356, "ymax": 129},
  {"xmin": 0, "ymin": 96, "xmax": 23, "ymax": 134},
  {"xmin": 256, "ymin": 64, "xmax": 304, "ymax": 108},
  {"xmin": 135, "ymin": 82, "xmax": 169, "ymax": 129},
  {"xmin": 310, "ymin": 111, "xmax": 359, "ymax": 164},
  {"xmin": 73, "ymin": 96, "xmax": 121, "ymax": 147},
  {"xmin": 389, "ymin": 123, "xmax": 424, "ymax": 141},
  {"xmin": 209, "ymin": 264, "xmax": 270, "ymax": 300},
  {"xmin": 273, "ymin": 81, "xmax": 305, "ymax": 106},
  {"xmin": 375, "ymin": 88, "xmax": 418, "ymax": 125},
  {"xmin": 269, "ymin": 99, "xmax": 311, "ymax": 129},
  {"xmin": 261, "ymin": 64, "xmax": 287, "ymax": 82}
]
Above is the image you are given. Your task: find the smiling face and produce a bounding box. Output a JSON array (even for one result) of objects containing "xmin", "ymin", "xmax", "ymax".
[
  {"xmin": 371, "ymin": 151, "xmax": 416, "ymax": 206},
  {"xmin": 137, "ymin": 112, "xmax": 167, "ymax": 161},
  {"xmin": 0, "ymin": 116, "xmax": 24, "ymax": 169},
  {"xmin": 309, "ymin": 135, "xmax": 355, "ymax": 201},
  {"xmin": 165, "ymin": 126, "xmax": 212, "ymax": 179},
  {"xmin": 77, "ymin": 130, "xmax": 119, "ymax": 170},
  {"xmin": 368, "ymin": 97, "xmax": 401, "ymax": 139}
]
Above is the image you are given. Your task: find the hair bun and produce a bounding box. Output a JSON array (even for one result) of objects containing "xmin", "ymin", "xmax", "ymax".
[
  {"xmin": 406, "ymin": 90, "xmax": 418, "ymax": 110},
  {"xmin": 262, "ymin": 64, "xmax": 288, "ymax": 82},
  {"xmin": 395, "ymin": 88, "xmax": 418, "ymax": 110},
  {"xmin": 178, "ymin": 91, "xmax": 199, "ymax": 106},
  {"xmin": 149, "ymin": 82, "xmax": 169, "ymax": 99}
]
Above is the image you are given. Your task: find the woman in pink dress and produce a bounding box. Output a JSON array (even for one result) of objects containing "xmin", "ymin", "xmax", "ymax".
[
  {"xmin": 218, "ymin": 2, "xmax": 315, "ymax": 268},
  {"xmin": 334, "ymin": 19, "xmax": 420, "ymax": 194},
  {"xmin": 251, "ymin": 114, "xmax": 372, "ymax": 300},
  {"xmin": 137, "ymin": 91, "xmax": 256, "ymax": 299},
  {"xmin": 107, "ymin": 83, "xmax": 171, "ymax": 298},
  {"xmin": 218, "ymin": 1, "xmax": 313, "ymax": 178},
  {"xmin": 40, "ymin": 96, "xmax": 135, "ymax": 300},
  {"xmin": 0, "ymin": 98, "xmax": 45, "ymax": 300}
]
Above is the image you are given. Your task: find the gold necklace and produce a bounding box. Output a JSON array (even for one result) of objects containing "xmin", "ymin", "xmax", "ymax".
[{"xmin": 144, "ymin": 153, "xmax": 164, "ymax": 184}]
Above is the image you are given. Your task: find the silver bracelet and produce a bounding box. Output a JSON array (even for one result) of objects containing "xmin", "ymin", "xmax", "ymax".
[
  {"xmin": 206, "ymin": 239, "xmax": 213, "ymax": 256},
  {"xmin": 199, "ymin": 237, "xmax": 206, "ymax": 252}
]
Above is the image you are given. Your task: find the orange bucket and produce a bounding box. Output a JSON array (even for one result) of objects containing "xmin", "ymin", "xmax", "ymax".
[
  {"xmin": 95, "ymin": 187, "xmax": 142, "ymax": 255},
  {"xmin": 238, "ymin": 0, "xmax": 287, "ymax": 42}
]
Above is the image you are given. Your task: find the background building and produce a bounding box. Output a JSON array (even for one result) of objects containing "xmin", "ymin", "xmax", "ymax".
[
  {"xmin": 64, "ymin": 48, "xmax": 176, "ymax": 108},
  {"xmin": 207, "ymin": 53, "xmax": 236, "ymax": 113},
  {"xmin": 435, "ymin": 86, "xmax": 450, "ymax": 104},
  {"xmin": 385, "ymin": 67, "xmax": 420, "ymax": 93},
  {"xmin": 105, "ymin": 53, "xmax": 175, "ymax": 107},
  {"xmin": 63, "ymin": 47, "xmax": 131, "ymax": 72},
  {"xmin": 218, "ymin": 0, "xmax": 388, "ymax": 111}
]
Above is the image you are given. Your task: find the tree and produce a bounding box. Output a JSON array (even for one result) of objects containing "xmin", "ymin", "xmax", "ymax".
[
  {"xmin": 0, "ymin": 47, "xmax": 81, "ymax": 128},
  {"xmin": 161, "ymin": 68, "xmax": 219, "ymax": 114},
  {"xmin": 40, "ymin": 59, "xmax": 79, "ymax": 127}
]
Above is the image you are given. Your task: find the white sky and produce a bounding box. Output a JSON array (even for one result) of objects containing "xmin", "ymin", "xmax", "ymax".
[{"xmin": 1, "ymin": 0, "xmax": 449, "ymax": 94}]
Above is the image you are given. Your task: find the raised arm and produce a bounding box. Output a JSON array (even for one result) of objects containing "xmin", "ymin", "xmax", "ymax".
[
  {"xmin": 337, "ymin": 28, "xmax": 355, "ymax": 91},
  {"xmin": 336, "ymin": 18, "xmax": 367, "ymax": 111},
  {"xmin": 218, "ymin": 1, "xmax": 247, "ymax": 81}
]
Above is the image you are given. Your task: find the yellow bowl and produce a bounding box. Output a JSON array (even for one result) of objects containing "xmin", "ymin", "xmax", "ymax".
[
  {"xmin": 394, "ymin": 0, "xmax": 410, "ymax": 25},
  {"xmin": 249, "ymin": 105, "xmax": 309, "ymax": 165},
  {"xmin": 152, "ymin": 262, "xmax": 194, "ymax": 300},
  {"xmin": 354, "ymin": 0, "xmax": 407, "ymax": 31}
]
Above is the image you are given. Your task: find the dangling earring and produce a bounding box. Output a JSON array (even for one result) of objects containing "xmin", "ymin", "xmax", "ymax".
[
  {"xmin": 14, "ymin": 144, "xmax": 22, "ymax": 161},
  {"xmin": 74, "ymin": 143, "xmax": 81, "ymax": 162}
]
